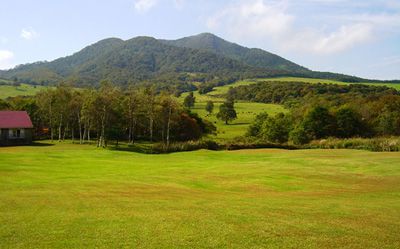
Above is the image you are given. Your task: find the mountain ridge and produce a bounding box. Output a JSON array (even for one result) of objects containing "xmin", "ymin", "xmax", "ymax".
[
  {"xmin": 161, "ymin": 33, "xmax": 308, "ymax": 73},
  {"xmin": 1, "ymin": 33, "xmax": 396, "ymax": 87}
]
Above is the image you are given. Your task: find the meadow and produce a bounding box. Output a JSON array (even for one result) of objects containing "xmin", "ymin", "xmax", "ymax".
[
  {"xmin": 256, "ymin": 77, "xmax": 400, "ymax": 90},
  {"xmin": 0, "ymin": 142, "xmax": 399, "ymax": 248},
  {"xmin": 181, "ymin": 84, "xmax": 286, "ymax": 140},
  {"xmin": 0, "ymin": 83, "xmax": 48, "ymax": 99}
]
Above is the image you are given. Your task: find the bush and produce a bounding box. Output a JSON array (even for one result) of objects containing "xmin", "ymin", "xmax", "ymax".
[
  {"xmin": 152, "ymin": 140, "xmax": 219, "ymax": 153},
  {"xmin": 335, "ymin": 107, "xmax": 364, "ymax": 138},
  {"xmin": 290, "ymin": 125, "xmax": 311, "ymax": 145},
  {"xmin": 221, "ymin": 136, "xmax": 297, "ymax": 150},
  {"xmin": 302, "ymin": 106, "xmax": 336, "ymax": 139},
  {"xmin": 261, "ymin": 113, "xmax": 292, "ymax": 143},
  {"xmin": 306, "ymin": 137, "xmax": 400, "ymax": 152}
]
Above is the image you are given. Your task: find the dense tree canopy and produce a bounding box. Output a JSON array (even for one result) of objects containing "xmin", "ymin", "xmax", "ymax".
[
  {"xmin": 0, "ymin": 84, "xmax": 215, "ymax": 147},
  {"xmin": 244, "ymin": 81, "xmax": 400, "ymax": 144}
]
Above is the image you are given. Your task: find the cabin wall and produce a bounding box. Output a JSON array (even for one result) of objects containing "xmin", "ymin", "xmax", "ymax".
[
  {"xmin": 0, "ymin": 129, "xmax": 7, "ymax": 142},
  {"xmin": 0, "ymin": 128, "xmax": 33, "ymax": 146}
]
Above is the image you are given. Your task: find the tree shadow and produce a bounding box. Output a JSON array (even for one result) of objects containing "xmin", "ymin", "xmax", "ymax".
[
  {"xmin": 108, "ymin": 143, "xmax": 155, "ymax": 154},
  {"xmin": 31, "ymin": 141, "xmax": 55, "ymax": 147},
  {"xmin": 229, "ymin": 122, "xmax": 248, "ymax": 126}
]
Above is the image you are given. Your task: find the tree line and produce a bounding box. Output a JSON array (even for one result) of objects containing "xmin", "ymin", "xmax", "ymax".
[
  {"xmin": 239, "ymin": 82, "xmax": 400, "ymax": 144},
  {"xmin": 0, "ymin": 82, "xmax": 215, "ymax": 147}
]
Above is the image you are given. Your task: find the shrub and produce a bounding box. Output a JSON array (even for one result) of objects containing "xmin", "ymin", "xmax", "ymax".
[
  {"xmin": 306, "ymin": 137, "xmax": 400, "ymax": 152},
  {"xmin": 261, "ymin": 113, "xmax": 292, "ymax": 143},
  {"xmin": 290, "ymin": 125, "xmax": 311, "ymax": 145},
  {"xmin": 152, "ymin": 140, "xmax": 219, "ymax": 153}
]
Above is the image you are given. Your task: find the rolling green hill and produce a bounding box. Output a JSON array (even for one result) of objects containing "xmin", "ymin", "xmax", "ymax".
[
  {"xmin": 0, "ymin": 36, "xmax": 253, "ymax": 87},
  {"xmin": 2, "ymin": 33, "xmax": 393, "ymax": 88},
  {"xmin": 225, "ymin": 77, "xmax": 400, "ymax": 91},
  {"xmin": 162, "ymin": 33, "xmax": 308, "ymax": 73}
]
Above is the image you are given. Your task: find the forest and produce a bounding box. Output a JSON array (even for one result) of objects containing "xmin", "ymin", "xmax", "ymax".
[
  {"xmin": 229, "ymin": 81, "xmax": 400, "ymax": 145},
  {"xmin": 0, "ymin": 81, "xmax": 215, "ymax": 148},
  {"xmin": 2, "ymin": 79, "xmax": 400, "ymax": 150}
]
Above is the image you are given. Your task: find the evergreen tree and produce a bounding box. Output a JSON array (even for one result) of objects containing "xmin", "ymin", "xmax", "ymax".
[{"xmin": 183, "ymin": 92, "xmax": 195, "ymax": 109}]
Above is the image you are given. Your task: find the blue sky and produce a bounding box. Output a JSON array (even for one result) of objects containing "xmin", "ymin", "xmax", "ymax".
[{"xmin": 0, "ymin": 0, "xmax": 399, "ymax": 80}]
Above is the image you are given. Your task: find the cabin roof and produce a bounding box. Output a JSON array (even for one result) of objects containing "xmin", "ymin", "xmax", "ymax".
[{"xmin": 0, "ymin": 111, "xmax": 33, "ymax": 129}]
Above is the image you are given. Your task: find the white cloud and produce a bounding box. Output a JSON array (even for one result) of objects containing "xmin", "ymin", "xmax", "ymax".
[
  {"xmin": 284, "ymin": 23, "xmax": 374, "ymax": 54},
  {"xmin": 134, "ymin": 0, "xmax": 158, "ymax": 12},
  {"xmin": 207, "ymin": 0, "xmax": 293, "ymax": 39},
  {"xmin": 206, "ymin": 0, "xmax": 398, "ymax": 55},
  {"xmin": 20, "ymin": 27, "xmax": 39, "ymax": 40},
  {"xmin": 0, "ymin": 50, "xmax": 14, "ymax": 70}
]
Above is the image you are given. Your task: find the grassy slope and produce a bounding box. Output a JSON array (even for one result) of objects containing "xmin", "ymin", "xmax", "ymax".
[
  {"xmin": 0, "ymin": 143, "xmax": 399, "ymax": 248},
  {"xmin": 0, "ymin": 84, "xmax": 48, "ymax": 99},
  {"xmin": 181, "ymin": 84, "xmax": 286, "ymax": 140},
  {"xmin": 260, "ymin": 77, "xmax": 400, "ymax": 90}
]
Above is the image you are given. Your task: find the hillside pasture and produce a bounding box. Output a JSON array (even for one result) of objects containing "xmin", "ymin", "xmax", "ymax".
[
  {"xmin": 181, "ymin": 85, "xmax": 286, "ymax": 140},
  {"xmin": 258, "ymin": 77, "xmax": 400, "ymax": 90},
  {"xmin": 0, "ymin": 83, "xmax": 48, "ymax": 99},
  {"xmin": 0, "ymin": 143, "xmax": 399, "ymax": 248}
]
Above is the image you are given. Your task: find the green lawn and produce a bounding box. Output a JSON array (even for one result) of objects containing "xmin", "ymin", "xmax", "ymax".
[
  {"xmin": 0, "ymin": 84, "xmax": 48, "ymax": 99},
  {"xmin": 0, "ymin": 143, "xmax": 399, "ymax": 248}
]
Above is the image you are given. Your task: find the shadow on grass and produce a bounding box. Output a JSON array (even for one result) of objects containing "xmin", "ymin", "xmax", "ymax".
[
  {"xmin": 108, "ymin": 143, "xmax": 156, "ymax": 154},
  {"xmin": 31, "ymin": 142, "xmax": 55, "ymax": 147},
  {"xmin": 228, "ymin": 122, "xmax": 249, "ymax": 126}
]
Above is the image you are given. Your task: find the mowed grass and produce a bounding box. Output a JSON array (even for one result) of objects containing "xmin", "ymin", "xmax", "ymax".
[
  {"xmin": 0, "ymin": 84, "xmax": 48, "ymax": 99},
  {"xmin": 0, "ymin": 143, "xmax": 399, "ymax": 248}
]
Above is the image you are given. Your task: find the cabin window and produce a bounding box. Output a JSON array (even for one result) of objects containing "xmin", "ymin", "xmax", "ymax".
[{"xmin": 9, "ymin": 129, "xmax": 22, "ymax": 138}]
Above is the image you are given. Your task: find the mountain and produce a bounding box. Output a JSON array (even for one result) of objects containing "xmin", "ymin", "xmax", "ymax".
[
  {"xmin": 1, "ymin": 33, "xmax": 391, "ymax": 87},
  {"xmin": 162, "ymin": 33, "xmax": 308, "ymax": 73},
  {"xmin": 1, "ymin": 36, "xmax": 260, "ymax": 87}
]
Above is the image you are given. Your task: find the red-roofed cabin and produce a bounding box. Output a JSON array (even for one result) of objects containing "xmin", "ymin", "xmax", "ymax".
[{"xmin": 0, "ymin": 111, "xmax": 33, "ymax": 146}]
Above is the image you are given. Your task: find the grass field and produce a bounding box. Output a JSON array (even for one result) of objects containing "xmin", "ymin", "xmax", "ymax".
[
  {"xmin": 0, "ymin": 142, "xmax": 399, "ymax": 248},
  {"xmin": 0, "ymin": 84, "xmax": 48, "ymax": 99}
]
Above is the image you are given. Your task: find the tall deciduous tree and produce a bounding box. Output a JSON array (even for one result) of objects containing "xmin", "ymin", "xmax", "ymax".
[
  {"xmin": 124, "ymin": 87, "xmax": 141, "ymax": 144},
  {"xmin": 205, "ymin": 101, "xmax": 214, "ymax": 115},
  {"xmin": 217, "ymin": 100, "xmax": 237, "ymax": 124},
  {"xmin": 36, "ymin": 88, "xmax": 56, "ymax": 141},
  {"xmin": 159, "ymin": 92, "xmax": 179, "ymax": 148}
]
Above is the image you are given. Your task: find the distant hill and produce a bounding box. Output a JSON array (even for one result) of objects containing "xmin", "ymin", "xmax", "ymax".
[
  {"xmin": 1, "ymin": 33, "xmax": 396, "ymax": 87},
  {"xmin": 0, "ymin": 36, "xmax": 257, "ymax": 87},
  {"xmin": 162, "ymin": 33, "xmax": 308, "ymax": 73}
]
